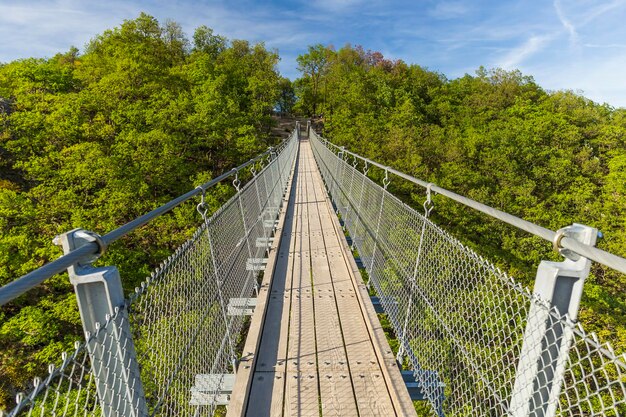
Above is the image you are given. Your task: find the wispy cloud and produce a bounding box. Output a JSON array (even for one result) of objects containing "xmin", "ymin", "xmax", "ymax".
[
  {"xmin": 0, "ymin": 0, "xmax": 625, "ymax": 107},
  {"xmin": 553, "ymin": 0, "xmax": 578, "ymax": 45},
  {"xmin": 580, "ymin": 0, "xmax": 626, "ymax": 25},
  {"xmin": 584, "ymin": 43, "xmax": 626, "ymax": 49},
  {"xmin": 498, "ymin": 35, "xmax": 553, "ymax": 69},
  {"xmin": 429, "ymin": 1, "xmax": 470, "ymax": 19}
]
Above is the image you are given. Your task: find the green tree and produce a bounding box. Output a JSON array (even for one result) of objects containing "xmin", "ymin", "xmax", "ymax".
[
  {"xmin": 296, "ymin": 44, "xmax": 332, "ymax": 116},
  {"xmin": 295, "ymin": 44, "xmax": 626, "ymax": 363},
  {"xmin": 276, "ymin": 77, "xmax": 296, "ymax": 115},
  {"xmin": 0, "ymin": 14, "xmax": 284, "ymax": 409}
]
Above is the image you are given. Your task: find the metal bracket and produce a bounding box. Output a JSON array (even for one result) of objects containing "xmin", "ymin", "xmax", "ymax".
[
  {"xmin": 190, "ymin": 374, "xmax": 235, "ymax": 406},
  {"xmin": 263, "ymin": 219, "xmax": 279, "ymax": 229},
  {"xmin": 53, "ymin": 229, "xmax": 123, "ymax": 335},
  {"xmin": 246, "ymin": 258, "xmax": 268, "ymax": 271},
  {"xmin": 54, "ymin": 228, "xmax": 147, "ymax": 417},
  {"xmin": 402, "ymin": 370, "xmax": 445, "ymax": 416},
  {"xmin": 542, "ymin": 223, "xmax": 598, "ymax": 318},
  {"xmin": 227, "ymin": 298, "xmax": 257, "ymax": 316},
  {"xmin": 262, "ymin": 206, "xmax": 280, "ymax": 218},
  {"xmin": 255, "ymin": 237, "xmax": 275, "ymax": 248},
  {"xmin": 552, "ymin": 223, "xmax": 596, "ymax": 262},
  {"xmin": 510, "ymin": 223, "xmax": 597, "ymax": 417},
  {"xmin": 53, "ymin": 228, "xmax": 107, "ymax": 267}
]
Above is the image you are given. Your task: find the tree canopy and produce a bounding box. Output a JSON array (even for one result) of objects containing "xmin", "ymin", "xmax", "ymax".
[
  {"xmin": 294, "ymin": 43, "xmax": 626, "ymax": 360},
  {"xmin": 2, "ymin": 22, "xmax": 626, "ymax": 412},
  {"xmin": 0, "ymin": 14, "xmax": 283, "ymax": 408}
]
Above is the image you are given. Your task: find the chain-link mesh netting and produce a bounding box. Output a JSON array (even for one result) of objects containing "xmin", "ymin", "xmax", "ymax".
[
  {"xmin": 3, "ymin": 131, "xmax": 298, "ymax": 417},
  {"xmin": 309, "ymin": 129, "xmax": 626, "ymax": 417},
  {"xmin": 2, "ymin": 309, "xmax": 145, "ymax": 417}
]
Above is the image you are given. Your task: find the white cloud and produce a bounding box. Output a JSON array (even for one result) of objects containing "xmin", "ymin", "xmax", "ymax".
[
  {"xmin": 0, "ymin": 0, "xmax": 142, "ymax": 59},
  {"xmin": 553, "ymin": 0, "xmax": 578, "ymax": 45},
  {"xmin": 498, "ymin": 35, "xmax": 553, "ymax": 69},
  {"xmin": 579, "ymin": 0, "xmax": 626, "ymax": 25},
  {"xmin": 584, "ymin": 43, "xmax": 626, "ymax": 49}
]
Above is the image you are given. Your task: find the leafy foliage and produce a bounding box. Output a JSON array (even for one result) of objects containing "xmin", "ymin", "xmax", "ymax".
[
  {"xmin": 295, "ymin": 44, "xmax": 626, "ymax": 359},
  {"xmin": 0, "ymin": 14, "xmax": 282, "ymax": 408}
]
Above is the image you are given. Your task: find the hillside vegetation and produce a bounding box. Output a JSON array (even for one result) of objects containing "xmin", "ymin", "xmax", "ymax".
[
  {"xmin": 1, "ymin": 18, "xmax": 626, "ymax": 411},
  {"xmin": 295, "ymin": 44, "xmax": 626, "ymax": 355},
  {"xmin": 0, "ymin": 14, "xmax": 285, "ymax": 408}
]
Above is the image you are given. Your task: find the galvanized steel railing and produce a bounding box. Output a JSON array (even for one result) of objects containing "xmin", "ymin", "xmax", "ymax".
[
  {"xmin": 1, "ymin": 128, "xmax": 298, "ymax": 417},
  {"xmin": 309, "ymin": 127, "xmax": 626, "ymax": 417}
]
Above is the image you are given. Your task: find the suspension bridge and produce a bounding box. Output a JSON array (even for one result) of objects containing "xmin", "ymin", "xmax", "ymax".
[{"xmin": 1, "ymin": 122, "xmax": 626, "ymax": 417}]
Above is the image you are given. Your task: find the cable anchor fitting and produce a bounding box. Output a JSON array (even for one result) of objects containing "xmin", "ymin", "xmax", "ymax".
[
  {"xmin": 233, "ymin": 172, "xmax": 241, "ymax": 191},
  {"xmin": 552, "ymin": 224, "xmax": 599, "ymax": 262},
  {"xmin": 196, "ymin": 186, "xmax": 209, "ymax": 218},
  {"xmin": 423, "ymin": 183, "xmax": 435, "ymax": 217},
  {"xmin": 382, "ymin": 169, "xmax": 390, "ymax": 189},
  {"xmin": 53, "ymin": 229, "xmax": 107, "ymax": 265}
]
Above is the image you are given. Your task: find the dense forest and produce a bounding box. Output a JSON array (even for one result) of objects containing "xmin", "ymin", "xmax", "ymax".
[
  {"xmin": 0, "ymin": 14, "xmax": 288, "ymax": 408},
  {"xmin": 295, "ymin": 44, "xmax": 626, "ymax": 359},
  {"xmin": 1, "ymin": 14, "xmax": 625, "ymax": 412}
]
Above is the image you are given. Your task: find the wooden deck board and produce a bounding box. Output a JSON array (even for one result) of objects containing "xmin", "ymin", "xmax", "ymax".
[
  {"xmin": 313, "ymin": 149, "xmax": 418, "ymax": 417},
  {"xmin": 305, "ymin": 148, "xmax": 358, "ymax": 417},
  {"xmin": 238, "ymin": 136, "xmax": 416, "ymax": 417},
  {"xmin": 226, "ymin": 151, "xmax": 296, "ymax": 417},
  {"xmin": 306, "ymin": 145, "xmax": 396, "ymax": 417},
  {"xmin": 244, "ymin": 149, "xmax": 300, "ymax": 417},
  {"xmin": 285, "ymin": 162, "xmax": 320, "ymax": 416}
]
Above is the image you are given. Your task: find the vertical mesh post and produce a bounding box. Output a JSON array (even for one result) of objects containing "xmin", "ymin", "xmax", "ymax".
[
  {"xmin": 510, "ymin": 224, "xmax": 598, "ymax": 417},
  {"xmin": 55, "ymin": 229, "xmax": 147, "ymax": 417}
]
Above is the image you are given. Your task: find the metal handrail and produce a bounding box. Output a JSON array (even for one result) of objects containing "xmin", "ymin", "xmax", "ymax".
[
  {"xmin": 313, "ymin": 130, "xmax": 626, "ymax": 275},
  {"xmin": 0, "ymin": 137, "xmax": 292, "ymax": 306}
]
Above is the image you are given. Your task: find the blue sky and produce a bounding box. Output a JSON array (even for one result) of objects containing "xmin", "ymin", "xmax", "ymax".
[{"xmin": 1, "ymin": 0, "xmax": 626, "ymax": 107}]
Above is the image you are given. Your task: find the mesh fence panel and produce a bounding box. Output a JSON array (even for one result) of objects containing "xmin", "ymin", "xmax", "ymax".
[
  {"xmin": 309, "ymin": 129, "xmax": 626, "ymax": 417},
  {"xmin": 3, "ymin": 132, "xmax": 298, "ymax": 417}
]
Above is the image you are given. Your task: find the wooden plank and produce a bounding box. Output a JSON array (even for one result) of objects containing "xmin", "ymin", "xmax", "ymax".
[
  {"xmin": 304, "ymin": 147, "xmax": 359, "ymax": 417},
  {"xmin": 245, "ymin": 371, "xmax": 286, "ymax": 415},
  {"xmin": 285, "ymin": 163, "xmax": 319, "ymax": 416},
  {"xmin": 227, "ymin": 148, "xmax": 297, "ymax": 417},
  {"xmin": 312, "ymin": 146, "xmax": 418, "ymax": 417},
  {"xmin": 311, "ymin": 253, "xmax": 349, "ymax": 373},
  {"xmin": 318, "ymin": 371, "xmax": 358, "ymax": 416},
  {"xmin": 284, "ymin": 372, "xmax": 320, "ymax": 417},
  {"xmin": 304, "ymin": 142, "xmax": 397, "ymax": 417},
  {"xmin": 254, "ymin": 234, "xmax": 294, "ymax": 371},
  {"xmin": 244, "ymin": 149, "xmax": 301, "ymax": 417}
]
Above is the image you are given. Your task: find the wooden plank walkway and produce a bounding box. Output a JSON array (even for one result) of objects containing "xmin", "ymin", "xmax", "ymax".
[{"xmin": 227, "ymin": 134, "xmax": 417, "ymax": 417}]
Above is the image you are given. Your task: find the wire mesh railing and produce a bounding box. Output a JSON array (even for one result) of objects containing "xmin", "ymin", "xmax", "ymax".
[
  {"xmin": 309, "ymin": 128, "xmax": 626, "ymax": 417},
  {"xmin": 2, "ymin": 129, "xmax": 298, "ymax": 417}
]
